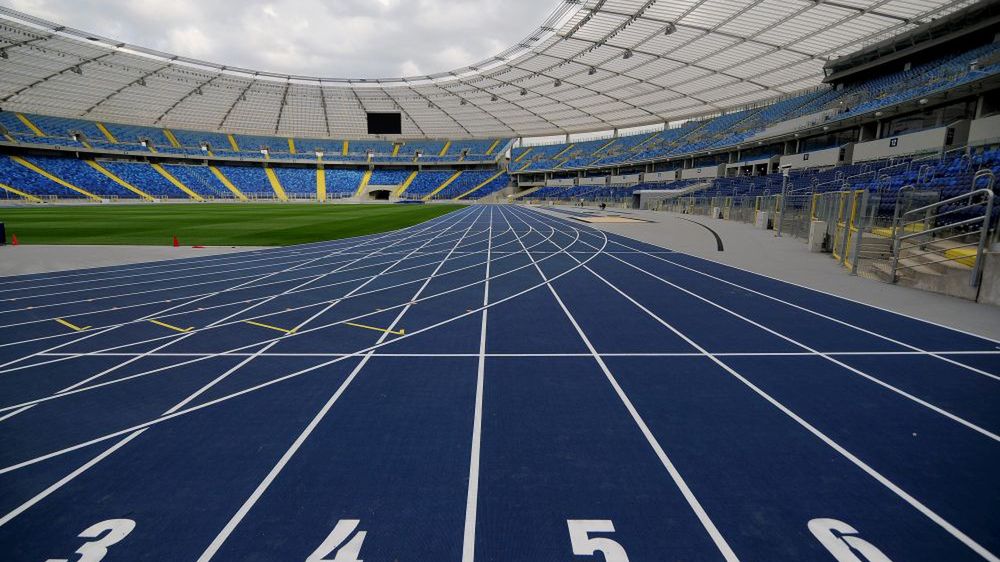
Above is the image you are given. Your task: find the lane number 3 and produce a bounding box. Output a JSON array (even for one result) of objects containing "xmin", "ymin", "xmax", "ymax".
[
  {"xmin": 567, "ymin": 520, "xmax": 630, "ymax": 561},
  {"xmin": 45, "ymin": 519, "xmax": 136, "ymax": 562}
]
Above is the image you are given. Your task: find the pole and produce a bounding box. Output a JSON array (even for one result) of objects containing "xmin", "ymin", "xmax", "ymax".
[{"xmin": 776, "ymin": 167, "xmax": 790, "ymax": 238}]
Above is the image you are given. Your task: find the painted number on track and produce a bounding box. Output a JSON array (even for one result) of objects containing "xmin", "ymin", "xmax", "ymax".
[
  {"xmin": 45, "ymin": 518, "xmax": 136, "ymax": 562},
  {"xmin": 567, "ymin": 519, "xmax": 630, "ymax": 561},
  {"xmin": 809, "ymin": 518, "xmax": 893, "ymax": 562},
  {"xmin": 306, "ymin": 519, "xmax": 367, "ymax": 562}
]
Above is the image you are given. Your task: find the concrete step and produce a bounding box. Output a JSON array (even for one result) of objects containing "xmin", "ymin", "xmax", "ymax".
[{"xmin": 899, "ymin": 243, "xmax": 974, "ymax": 273}]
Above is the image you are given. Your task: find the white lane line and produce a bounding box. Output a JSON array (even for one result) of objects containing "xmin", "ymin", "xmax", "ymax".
[
  {"xmin": 516, "ymin": 206, "xmax": 1000, "ymax": 562},
  {"xmin": 462, "ymin": 206, "xmax": 492, "ymax": 562},
  {"xmin": 0, "ymin": 221, "xmax": 564, "ymax": 414},
  {"xmin": 196, "ymin": 206, "xmax": 487, "ymax": 560},
  {"xmin": 0, "ymin": 224, "xmax": 511, "ymax": 348},
  {"xmin": 0, "ymin": 215, "xmax": 478, "ymax": 318},
  {"xmin": 525, "ymin": 209, "xmax": 1000, "ymax": 440},
  {"xmin": 0, "ymin": 209, "xmax": 464, "ymax": 296},
  {"xmin": 601, "ymin": 236, "xmax": 1000, "ymax": 382},
  {"xmin": 55, "ymin": 207, "xmax": 478, "ymax": 396},
  {"xmin": 500, "ymin": 206, "xmax": 740, "ymax": 562},
  {"xmin": 535, "ymin": 205, "xmax": 1000, "ymax": 374},
  {"xmin": 34, "ymin": 350, "xmax": 1000, "ymax": 359},
  {"xmin": 0, "ymin": 215, "xmax": 600, "ymax": 479},
  {"xmin": 0, "ymin": 208, "xmax": 482, "ymax": 529},
  {"xmin": 0, "ymin": 429, "xmax": 147, "ymax": 527},
  {"xmin": 0, "ymin": 212, "xmax": 488, "ymax": 375},
  {"xmin": 166, "ymin": 206, "xmax": 484, "ymax": 415}
]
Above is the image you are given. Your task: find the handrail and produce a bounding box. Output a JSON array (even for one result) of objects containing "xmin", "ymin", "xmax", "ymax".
[
  {"xmin": 899, "ymin": 188, "xmax": 994, "ymax": 220},
  {"xmin": 971, "ymin": 169, "xmax": 995, "ymax": 194},
  {"xmin": 891, "ymin": 187, "xmax": 994, "ymax": 288}
]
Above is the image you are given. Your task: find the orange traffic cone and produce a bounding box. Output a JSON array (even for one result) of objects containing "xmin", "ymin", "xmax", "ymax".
[
  {"xmin": 172, "ymin": 236, "xmax": 179, "ymax": 248},
  {"xmin": 11, "ymin": 234, "xmax": 18, "ymax": 246}
]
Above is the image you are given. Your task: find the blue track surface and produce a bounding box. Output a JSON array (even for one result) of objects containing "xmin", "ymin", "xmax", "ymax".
[{"xmin": 0, "ymin": 205, "xmax": 997, "ymax": 561}]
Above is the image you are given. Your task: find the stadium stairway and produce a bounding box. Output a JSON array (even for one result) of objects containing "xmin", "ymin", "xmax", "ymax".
[
  {"xmin": 456, "ymin": 171, "xmax": 507, "ymax": 200},
  {"xmin": 316, "ymin": 165, "xmax": 326, "ymax": 201},
  {"xmin": 85, "ymin": 160, "xmax": 154, "ymax": 200},
  {"xmin": 10, "ymin": 156, "xmax": 101, "ymax": 201},
  {"xmin": 264, "ymin": 167, "xmax": 289, "ymax": 201},
  {"xmin": 394, "ymin": 171, "xmax": 418, "ymax": 197},
  {"xmin": 423, "ymin": 171, "xmax": 462, "ymax": 200},
  {"xmin": 150, "ymin": 163, "xmax": 204, "ymax": 201},
  {"xmin": 0, "ymin": 181, "xmax": 43, "ymax": 203},
  {"xmin": 353, "ymin": 170, "xmax": 373, "ymax": 198},
  {"xmin": 208, "ymin": 166, "xmax": 249, "ymax": 200}
]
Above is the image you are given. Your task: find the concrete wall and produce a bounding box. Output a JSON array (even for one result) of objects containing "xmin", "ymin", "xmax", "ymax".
[
  {"xmin": 579, "ymin": 176, "xmax": 609, "ymax": 186},
  {"xmin": 545, "ymin": 178, "xmax": 575, "ymax": 187},
  {"xmin": 610, "ymin": 173, "xmax": 641, "ymax": 185},
  {"xmin": 680, "ymin": 164, "xmax": 724, "ymax": 180},
  {"xmin": 727, "ymin": 156, "xmax": 778, "ymax": 168},
  {"xmin": 643, "ymin": 170, "xmax": 679, "ymax": 182},
  {"xmin": 853, "ymin": 122, "xmax": 969, "ymax": 162},
  {"xmin": 748, "ymin": 108, "xmax": 840, "ymax": 141},
  {"xmin": 779, "ymin": 145, "xmax": 851, "ymax": 170},
  {"xmin": 968, "ymin": 114, "xmax": 1000, "ymax": 147}
]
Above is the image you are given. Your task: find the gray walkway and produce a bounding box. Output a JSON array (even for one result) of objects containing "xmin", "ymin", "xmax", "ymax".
[
  {"xmin": 0, "ymin": 245, "xmax": 263, "ymax": 277},
  {"xmin": 535, "ymin": 204, "xmax": 1000, "ymax": 341}
]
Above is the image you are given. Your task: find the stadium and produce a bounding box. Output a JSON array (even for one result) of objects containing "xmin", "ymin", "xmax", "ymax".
[{"xmin": 0, "ymin": 0, "xmax": 998, "ymax": 559}]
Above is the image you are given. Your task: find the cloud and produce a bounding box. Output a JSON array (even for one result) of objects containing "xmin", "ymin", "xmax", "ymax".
[{"xmin": 1, "ymin": 0, "xmax": 555, "ymax": 78}]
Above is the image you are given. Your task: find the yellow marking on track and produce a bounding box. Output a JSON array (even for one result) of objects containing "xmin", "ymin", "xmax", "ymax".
[
  {"xmin": 55, "ymin": 318, "xmax": 90, "ymax": 331},
  {"xmin": 344, "ymin": 322, "xmax": 405, "ymax": 336},
  {"xmin": 149, "ymin": 319, "xmax": 193, "ymax": 333},
  {"xmin": 243, "ymin": 320, "xmax": 296, "ymax": 334}
]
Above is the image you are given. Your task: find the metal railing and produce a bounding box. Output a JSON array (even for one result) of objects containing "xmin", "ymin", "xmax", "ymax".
[{"xmin": 890, "ymin": 188, "xmax": 995, "ymax": 287}]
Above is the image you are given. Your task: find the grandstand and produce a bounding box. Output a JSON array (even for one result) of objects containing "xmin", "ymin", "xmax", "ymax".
[{"xmin": 0, "ymin": 1, "xmax": 999, "ymax": 561}]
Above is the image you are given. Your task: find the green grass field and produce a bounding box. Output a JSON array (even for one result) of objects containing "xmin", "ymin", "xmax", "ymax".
[{"xmin": 0, "ymin": 204, "xmax": 463, "ymax": 246}]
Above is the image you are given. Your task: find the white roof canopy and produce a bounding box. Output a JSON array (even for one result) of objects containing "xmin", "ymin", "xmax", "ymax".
[{"xmin": 0, "ymin": 0, "xmax": 977, "ymax": 139}]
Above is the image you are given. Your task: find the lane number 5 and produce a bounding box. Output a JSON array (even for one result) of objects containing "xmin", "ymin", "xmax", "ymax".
[
  {"xmin": 567, "ymin": 519, "xmax": 630, "ymax": 561},
  {"xmin": 809, "ymin": 518, "xmax": 892, "ymax": 562}
]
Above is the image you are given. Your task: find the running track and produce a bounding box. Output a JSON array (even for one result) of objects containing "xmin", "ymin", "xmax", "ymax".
[{"xmin": 0, "ymin": 205, "xmax": 997, "ymax": 561}]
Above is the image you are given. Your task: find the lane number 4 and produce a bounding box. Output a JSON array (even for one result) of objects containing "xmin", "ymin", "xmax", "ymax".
[{"xmin": 306, "ymin": 519, "xmax": 367, "ymax": 562}]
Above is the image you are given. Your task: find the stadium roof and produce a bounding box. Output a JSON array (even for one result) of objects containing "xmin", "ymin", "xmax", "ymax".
[{"xmin": 0, "ymin": 0, "xmax": 980, "ymax": 139}]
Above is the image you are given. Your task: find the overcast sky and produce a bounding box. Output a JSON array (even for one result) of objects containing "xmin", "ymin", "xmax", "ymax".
[{"xmin": 3, "ymin": 0, "xmax": 555, "ymax": 77}]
